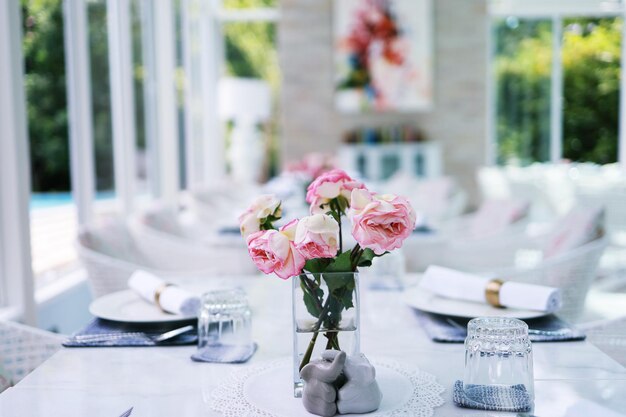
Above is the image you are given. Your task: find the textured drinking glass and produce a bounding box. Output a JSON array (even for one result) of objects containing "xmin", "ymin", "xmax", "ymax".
[
  {"xmin": 463, "ymin": 317, "xmax": 534, "ymax": 402},
  {"xmin": 198, "ymin": 288, "xmax": 251, "ymax": 348},
  {"xmin": 367, "ymin": 249, "xmax": 406, "ymax": 290}
]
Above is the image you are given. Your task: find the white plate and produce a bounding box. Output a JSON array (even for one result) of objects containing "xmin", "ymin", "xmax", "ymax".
[
  {"xmin": 89, "ymin": 290, "xmax": 196, "ymax": 323},
  {"xmin": 402, "ymin": 286, "xmax": 547, "ymax": 319}
]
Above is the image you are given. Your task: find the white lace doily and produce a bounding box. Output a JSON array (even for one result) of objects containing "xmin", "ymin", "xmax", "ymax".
[{"xmin": 211, "ymin": 357, "xmax": 445, "ymax": 417}]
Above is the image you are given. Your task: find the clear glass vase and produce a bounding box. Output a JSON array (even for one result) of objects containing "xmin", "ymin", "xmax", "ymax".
[{"xmin": 292, "ymin": 272, "xmax": 360, "ymax": 397}]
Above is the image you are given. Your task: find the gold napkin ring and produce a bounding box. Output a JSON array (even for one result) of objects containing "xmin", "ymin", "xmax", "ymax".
[
  {"xmin": 154, "ymin": 283, "xmax": 176, "ymax": 312},
  {"xmin": 485, "ymin": 279, "xmax": 504, "ymax": 308}
]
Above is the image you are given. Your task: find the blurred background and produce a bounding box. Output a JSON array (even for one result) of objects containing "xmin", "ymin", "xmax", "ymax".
[{"xmin": 2, "ymin": 0, "xmax": 626, "ymax": 349}]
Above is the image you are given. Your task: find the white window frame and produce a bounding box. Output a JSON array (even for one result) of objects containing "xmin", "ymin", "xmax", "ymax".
[
  {"xmin": 487, "ymin": 0, "xmax": 626, "ymax": 168},
  {"xmin": 179, "ymin": 0, "xmax": 280, "ymax": 190},
  {"xmin": 0, "ymin": 1, "xmax": 37, "ymax": 324},
  {"xmin": 64, "ymin": 0, "xmax": 96, "ymax": 225},
  {"xmin": 107, "ymin": 0, "xmax": 137, "ymax": 215}
]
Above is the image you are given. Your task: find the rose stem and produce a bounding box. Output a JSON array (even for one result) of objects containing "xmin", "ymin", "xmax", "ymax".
[{"xmin": 299, "ymin": 296, "xmax": 333, "ymax": 371}]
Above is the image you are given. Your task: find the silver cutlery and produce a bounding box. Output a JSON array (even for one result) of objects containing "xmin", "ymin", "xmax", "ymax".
[
  {"xmin": 119, "ymin": 407, "xmax": 133, "ymax": 417},
  {"xmin": 74, "ymin": 325, "xmax": 195, "ymax": 343}
]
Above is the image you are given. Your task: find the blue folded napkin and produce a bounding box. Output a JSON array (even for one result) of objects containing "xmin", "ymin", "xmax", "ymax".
[
  {"xmin": 416, "ymin": 311, "xmax": 585, "ymax": 343},
  {"xmin": 63, "ymin": 318, "xmax": 197, "ymax": 347},
  {"xmin": 191, "ymin": 343, "xmax": 257, "ymax": 363},
  {"xmin": 412, "ymin": 224, "xmax": 435, "ymax": 234},
  {"xmin": 453, "ymin": 380, "xmax": 532, "ymax": 412},
  {"xmin": 218, "ymin": 226, "xmax": 242, "ymax": 235}
]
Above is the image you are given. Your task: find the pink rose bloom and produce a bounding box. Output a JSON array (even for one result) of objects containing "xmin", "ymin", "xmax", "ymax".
[
  {"xmin": 306, "ymin": 169, "xmax": 365, "ymax": 214},
  {"xmin": 284, "ymin": 153, "xmax": 335, "ymax": 181},
  {"xmin": 348, "ymin": 188, "xmax": 416, "ymax": 255},
  {"xmin": 238, "ymin": 194, "xmax": 282, "ymax": 239},
  {"xmin": 246, "ymin": 219, "xmax": 305, "ymax": 279},
  {"xmin": 295, "ymin": 214, "xmax": 339, "ymax": 259}
]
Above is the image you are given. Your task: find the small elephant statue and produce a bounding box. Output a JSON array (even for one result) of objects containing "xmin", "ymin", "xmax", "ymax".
[
  {"xmin": 336, "ymin": 353, "xmax": 382, "ymax": 414},
  {"xmin": 300, "ymin": 350, "xmax": 382, "ymax": 416},
  {"xmin": 300, "ymin": 350, "xmax": 346, "ymax": 417}
]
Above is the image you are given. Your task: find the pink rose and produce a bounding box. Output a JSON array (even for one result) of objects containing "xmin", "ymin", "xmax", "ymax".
[
  {"xmin": 348, "ymin": 188, "xmax": 416, "ymax": 255},
  {"xmin": 295, "ymin": 214, "xmax": 339, "ymax": 259},
  {"xmin": 238, "ymin": 194, "xmax": 282, "ymax": 239},
  {"xmin": 284, "ymin": 153, "xmax": 335, "ymax": 181},
  {"xmin": 306, "ymin": 169, "xmax": 365, "ymax": 214},
  {"xmin": 246, "ymin": 219, "xmax": 305, "ymax": 279}
]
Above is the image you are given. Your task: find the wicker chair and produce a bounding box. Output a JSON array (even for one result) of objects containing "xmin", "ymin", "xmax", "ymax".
[
  {"xmin": 129, "ymin": 204, "xmax": 257, "ymax": 273},
  {"xmin": 383, "ymin": 175, "xmax": 467, "ymax": 227},
  {"xmin": 404, "ymin": 199, "xmax": 530, "ymax": 272},
  {"xmin": 77, "ymin": 219, "xmax": 244, "ymax": 298},
  {"xmin": 0, "ymin": 321, "xmax": 63, "ymax": 392},
  {"xmin": 583, "ymin": 317, "xmax": 626, "ymax": 367},
  {"xmin": 188, "ymin": 182, "xmax": 260, "ymax": 225},
  {"xmin": 440, "ymin": 235, "xmax": 607, "ymax": 322}
]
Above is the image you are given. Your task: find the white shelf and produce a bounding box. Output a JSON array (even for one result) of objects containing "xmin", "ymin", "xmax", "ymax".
[{"xmin": 339, "ymin": 142, "xmax": 442, "ymax": 181}]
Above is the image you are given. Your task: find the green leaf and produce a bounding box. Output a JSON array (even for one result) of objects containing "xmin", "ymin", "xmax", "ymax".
[
  {"xmin": 323, "ymin": 272, "xmax": 354, "ymax": 292},
  {"xmin": 300, "ymin": 277, "xmax": 324, "ymax": 318},
  {"xmin": 304, "ymin": 258, "xmax": 332, "ymax": 274},
  {"xmin": 303, "ymin": 289, "xmax": 324, "ymax": 317},
  {"xmin": 357, "ymin": 248, "xmax": 389, "ymax": 267},
  {"xmin": 336, "ymin": 196, "xmax": 349, "ymax": 214},
  {"xmin": 324, "ymin": 251, "xmax": 354, "ymax": 273},
  {"xmin": 322, "ymin": 272, "xmax": 356, "ymax": 312}
]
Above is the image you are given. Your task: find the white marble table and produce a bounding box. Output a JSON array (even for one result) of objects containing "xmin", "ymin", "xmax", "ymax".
[{"xmin": 1, "ymin": 276, "xmax": 626, "ymax": 417}]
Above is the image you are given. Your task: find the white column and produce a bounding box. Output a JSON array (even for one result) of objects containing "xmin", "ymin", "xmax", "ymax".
[
  {"xmin": 152, "ymin": 0, "xmax": 180, "ymax": 202},
  {"xmin": 550, "ymin": 15, "xmax": 563, "ymax": 163},
  {"xmin": 485, "ymin": 17, "xmax": 497, "ymax": 165},
  {"xmin": 0, "ymin": 1, "xmax": 37, "ymax": 324},
  {"xmin": 63, "ymin": 0, "xmax": 96, "ymax": 225},
  {"xmin": 181, "ymin": 0, "xmax": 205, "ymax": 189},
  {"xmin": 202, "ymin": 0, "xmax": 226, "ymax": 183},
  {"xmin": 619, "ymin": 11, "xmax": 626, "ymax": 169},
  {"xmin": 139, "ymin": 0, "xmax": 159, "ymax": 198},
  {"xmin": 107, "ymin": 0, "xmax": 137, "ymax": 214}
]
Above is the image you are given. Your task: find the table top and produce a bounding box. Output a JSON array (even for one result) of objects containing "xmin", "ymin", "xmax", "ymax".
[{"xmin": 1, "ymin": 276, "xmax": 625, "ymax": 417}]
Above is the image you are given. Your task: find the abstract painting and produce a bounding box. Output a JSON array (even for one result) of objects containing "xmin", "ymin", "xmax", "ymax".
[{"xmin": 334, "ymin": 0, "xmax": 433, "ymax": 113}]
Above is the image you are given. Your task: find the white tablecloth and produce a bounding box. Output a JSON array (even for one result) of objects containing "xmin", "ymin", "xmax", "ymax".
[{"xmin": 1, "ymin": 275, "xmax": 625, "ymax": 417}]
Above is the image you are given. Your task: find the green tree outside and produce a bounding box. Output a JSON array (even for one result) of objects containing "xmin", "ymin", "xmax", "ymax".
[{"xmin": 496, "ymin": 17, "xmax": 621, "ymax": 166}]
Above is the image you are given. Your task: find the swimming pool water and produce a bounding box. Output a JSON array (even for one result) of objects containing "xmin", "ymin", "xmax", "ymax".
[{"xmin": 30, "ymin": 191, "xmax": 115, "ymax": 209}]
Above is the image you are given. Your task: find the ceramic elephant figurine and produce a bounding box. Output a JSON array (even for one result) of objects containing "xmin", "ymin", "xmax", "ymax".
[
  {"xmin": 300, "ymin": 350, "xmax": 382, "ymax": 416},
  {"xmin": 300, "ymin": 350, "xmax": 347, "ymax": 417},
  {"xmin": 336, "ymin": 353, "xmax": 383, "ymax": 414}
]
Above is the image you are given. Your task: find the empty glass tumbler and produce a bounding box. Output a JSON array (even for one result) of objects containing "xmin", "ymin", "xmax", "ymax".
[
  {"xmin": 366, "ymin": 249, "xmax": 406, "ymax": 290},
  {"xmin": 198, "ymin": 288, "xmax": 252, "ymax": 348},
  {"xmin": 463, "ymin": 317, "xmax": 534, "ymax": 403}
]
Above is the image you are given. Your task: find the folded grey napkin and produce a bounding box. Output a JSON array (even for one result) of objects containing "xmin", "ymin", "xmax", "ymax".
[
  {"xmin": 453, "ymin": 380, "xmax": 532, "ymax": 412},
  {"xmin": 416, "ymin": 311, "xmax": 585, "ymax": 343},
  {"xmin": 191, "ymin": 343, "xmax": 257, "ymax": 363},
  {"xmin": 63, "ymin": 318, "xmax": 197, "ymax": 347},
  {"xmin": 218, "ymin": 226, "xmax": 242, "ymax": 235}
]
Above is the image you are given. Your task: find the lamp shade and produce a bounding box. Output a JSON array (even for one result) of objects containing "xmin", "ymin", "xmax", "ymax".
[{"xmin": 218, "ymin": 77, "xmax": 271, "ymax": 121}]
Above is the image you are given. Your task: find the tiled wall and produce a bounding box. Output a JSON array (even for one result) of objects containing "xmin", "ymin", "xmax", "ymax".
[{"xmin": 279, "ymin": 0, "xmax": 488, "ymax": 204}]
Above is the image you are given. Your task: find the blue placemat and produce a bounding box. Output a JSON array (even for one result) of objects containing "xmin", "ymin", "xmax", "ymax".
[
  {"xmin": 416, "ymin": 311, "xmax": 585, "ymax": 343},
  {"xmin": 413, "ymin": 225, "xmax": 436, "ymax": 234},
  {"xmin": 63, "ymin": 318, "xmax": 198, "ymax": 347},
  {"xmin": 453, "ymin": 380, "xmax": 532, "ymax": 412},
  {"xmin": 191, "ymin": 343, "xmax": 258, "ymax": 363},
  {"xmin": 218, "ymin": 226, "xmax": 242, "ymax": 235}
]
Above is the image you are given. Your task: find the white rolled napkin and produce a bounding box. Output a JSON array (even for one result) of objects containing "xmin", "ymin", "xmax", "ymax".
[
  {"xmin": 419, "ymin": 265, "xmax": 562, "ymax": 313},
  {"xmin": 128, "ymin": 270, "xmax": 201, "ymax": 316}
]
